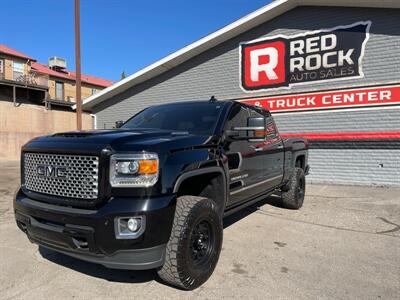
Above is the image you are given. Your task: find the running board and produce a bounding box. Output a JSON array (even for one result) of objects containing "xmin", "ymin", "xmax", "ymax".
[{"xmin": 223, "ymin": 189, "xmax": 280, "ymax": 218}]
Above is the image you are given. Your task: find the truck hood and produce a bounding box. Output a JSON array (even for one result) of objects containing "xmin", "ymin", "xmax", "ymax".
[{"xmin": 23, "ymin": 129, "xmax": 217, "ymax": 154}]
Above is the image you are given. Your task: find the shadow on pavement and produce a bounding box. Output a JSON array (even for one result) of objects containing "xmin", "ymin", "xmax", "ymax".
[
  {"xmin": 223, "ymin": 193, "xmax": 283, "ymax": 229},
  {"xmin": 39, "ymin": 246, "xmax": 157, "ymax": 283}
]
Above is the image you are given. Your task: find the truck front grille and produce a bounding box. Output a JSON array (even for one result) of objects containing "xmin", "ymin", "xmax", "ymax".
[{"xmin": 23, "ymin": 153, "xmax": 99, "ymax": 200}]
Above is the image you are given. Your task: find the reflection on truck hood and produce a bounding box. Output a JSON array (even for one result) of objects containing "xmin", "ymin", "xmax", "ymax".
[{"xmin": 23, "ymin": 129, "xmax": 216, "ymax": 154}]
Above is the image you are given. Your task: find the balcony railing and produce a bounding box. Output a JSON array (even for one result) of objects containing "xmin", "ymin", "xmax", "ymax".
[{"xmin": 0, "ymin": 71, "xmax": 48, "ymax": 88}]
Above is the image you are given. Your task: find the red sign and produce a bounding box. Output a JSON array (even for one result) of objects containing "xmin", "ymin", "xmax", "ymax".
[
  {"xmin": 281, "ymin": 131, "xmax": 400, "ymax": 140},
  {"xmin": 241, "ymin": 85, "xmax": 400, "ymax": 113},
  {"xmin": 242, "ymin": 40, "xmax": 286, "ymax": 88},
  {"xmin": 240, "ymin": 21, "xmax": 371, "ymax": 92}
]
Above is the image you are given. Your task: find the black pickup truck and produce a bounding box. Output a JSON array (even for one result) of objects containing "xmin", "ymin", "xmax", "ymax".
[{"xmin": 14, "ymin": 99, "xmax": 308, "ymax": 290}]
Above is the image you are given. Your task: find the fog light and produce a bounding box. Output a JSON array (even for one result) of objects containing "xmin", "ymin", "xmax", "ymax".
[
  {"xmin": 114, "ymin": 216, "xmax": 145, "ymax": 239},
  {"xmin": 127, "ymin": 218, "xmax": 140, "ymax": 232}
]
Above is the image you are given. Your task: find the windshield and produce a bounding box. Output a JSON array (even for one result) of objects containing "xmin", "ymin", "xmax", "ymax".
[{"xmin": 121, "ymin": 102, "xmax": 223, "ymax": 135}]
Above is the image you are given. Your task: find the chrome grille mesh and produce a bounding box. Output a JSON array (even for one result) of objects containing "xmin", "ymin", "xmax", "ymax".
[{"xmin": 23, "ymin": 153, "xmax": 99, "ymax": 199}]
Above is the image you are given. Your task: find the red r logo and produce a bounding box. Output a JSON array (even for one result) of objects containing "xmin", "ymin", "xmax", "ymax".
[{"xmin": 241, "ymin": 39, "xmax": 286, "ymax": 90}]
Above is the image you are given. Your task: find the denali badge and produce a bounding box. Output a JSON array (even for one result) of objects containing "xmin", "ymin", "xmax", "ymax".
[{"xmin": 37, "ymin": 165, "xmax": 67, "ymax": 179}]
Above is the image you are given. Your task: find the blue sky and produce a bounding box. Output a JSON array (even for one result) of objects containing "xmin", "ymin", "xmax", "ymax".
[{"xmin": 2, "ymin": 0, "xmax": 271, "ymax": 81}]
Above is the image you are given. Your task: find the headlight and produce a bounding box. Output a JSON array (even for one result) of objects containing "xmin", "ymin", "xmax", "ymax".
[{"xmin": 110, "ymin": 153, "xmax": 159, "ymax": 187}]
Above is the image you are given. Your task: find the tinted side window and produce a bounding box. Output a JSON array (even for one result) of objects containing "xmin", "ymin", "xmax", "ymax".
[
  {"xmin": 248, "ymin": 107, "xmax": 264, "ymax": 118},
  {"xmin": 225, "ymin": 104, "xmax": 249, "ymax": 129},
  {"xmin": 266, "ymin": 116, "xmax": 279, "ymax": 139}
]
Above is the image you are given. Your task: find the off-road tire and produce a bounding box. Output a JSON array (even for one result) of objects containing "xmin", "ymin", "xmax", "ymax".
[
  {"xmin": 157, "ymin": 196, "xmax": 223, "ymax": 290},
  {"xmin": 281, "ymin": 167, "xmax": 305, "ymax": 209}
]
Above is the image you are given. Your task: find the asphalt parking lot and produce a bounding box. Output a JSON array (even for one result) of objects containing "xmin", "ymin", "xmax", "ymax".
[{"xmin": 0, "ymin": 160, "xmax": 399, "ymax": 299}]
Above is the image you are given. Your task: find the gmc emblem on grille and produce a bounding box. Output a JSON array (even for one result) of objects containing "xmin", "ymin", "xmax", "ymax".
[{"xmin": 37, "ymin": 165, "xmax": 67, "ymax": 179}]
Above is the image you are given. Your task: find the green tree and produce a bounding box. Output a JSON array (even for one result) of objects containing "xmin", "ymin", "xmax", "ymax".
[{"xmin": 121, "ymin": 70, "xmax": 126, "ymax": 80}]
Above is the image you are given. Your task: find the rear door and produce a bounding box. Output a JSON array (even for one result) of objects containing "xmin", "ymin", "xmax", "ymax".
[
  {"xmin": 258, "ymin": 113, "xmax": 285, "ymax": 190},
  {"xmin": 246, "ymin": 107, "xmax": 284, "ymax": 191},
  {"xmin": 224, "ymin": 103, "xmax": 267, "ymax": 205}
]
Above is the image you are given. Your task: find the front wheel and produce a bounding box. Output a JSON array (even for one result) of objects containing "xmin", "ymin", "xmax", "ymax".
[
  {"xmin": 281, "ymin": 167, "xmax": 305, "ymax": 209},
  {"xmin": 157, "ymin": 196, "xmax": 223, "ymax": 290}
]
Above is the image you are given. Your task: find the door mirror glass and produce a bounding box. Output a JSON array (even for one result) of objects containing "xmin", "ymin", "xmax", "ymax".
[{"xmin": 228, "ymin": 117, "xmax": 266, "ymax": 141}]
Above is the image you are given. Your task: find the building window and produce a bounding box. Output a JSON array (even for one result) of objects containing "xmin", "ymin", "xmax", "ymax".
[
  {"xmin": 55, "ymin": 81, "xmax": 64, "ymax": 100},
  {"xmin": 91, "ymin": 88, "xmax": 97, "ymax": 95},
  {"xmin": 0, "ymin": 59, "xmax": 3, "ymax": 74},
  {"xmin": 13, "ymin": 62, "xmax": 24, "ymax": 80}
]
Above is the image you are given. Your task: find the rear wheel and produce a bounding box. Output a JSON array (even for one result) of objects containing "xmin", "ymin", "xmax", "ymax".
[
  {"xmin": 157, "ymin": 196, "xmax": 222, "ymax": 290},
  {"xmin": 281, "ymin": 167, "xmax": 305, "ymax": 209}
]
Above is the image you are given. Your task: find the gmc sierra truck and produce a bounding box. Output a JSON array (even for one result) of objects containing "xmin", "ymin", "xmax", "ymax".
[{"xmin": 14, "ymin": 99, "xmax": 308, "ymax": 290}]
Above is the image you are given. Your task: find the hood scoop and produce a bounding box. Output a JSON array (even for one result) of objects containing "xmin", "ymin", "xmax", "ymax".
[{"xmin": 53, "ymin": 132, "xmax": 93, "ymax": 138}]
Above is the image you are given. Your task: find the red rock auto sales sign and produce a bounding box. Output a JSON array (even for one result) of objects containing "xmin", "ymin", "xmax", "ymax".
[
  {"xmin": 241, "ymin": 85, "xmax": 400, "ymax": 113},
  {"xmin": 240, "ymin": 21, "xmax": 371, "ymax": 92}
]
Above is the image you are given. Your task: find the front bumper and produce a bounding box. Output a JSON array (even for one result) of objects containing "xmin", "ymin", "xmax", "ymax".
[{"xmin": 14, "ymin": 189, "xmax": 176, "ymax": 270}]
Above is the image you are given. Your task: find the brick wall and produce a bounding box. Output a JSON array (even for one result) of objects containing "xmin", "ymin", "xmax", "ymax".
[
  {"xmin": 1, "ymin": 56, "xmax": 29, "ymax": 80},
  {"xmin": 48, "ymin": 78, "xmax": 99, "ymax": 102},
  {"xmin": 0, "ymin": 101, "xmax": 93, "ymax": 160}
]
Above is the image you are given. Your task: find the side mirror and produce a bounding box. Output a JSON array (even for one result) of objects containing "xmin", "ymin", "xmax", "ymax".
[
  {"xmin": 115, "ymin": 120, "xmax": 124, "ymax": 128},
  {"xmin": 227, "ymin": 117, "xmax": 266, "ymax": 141}
]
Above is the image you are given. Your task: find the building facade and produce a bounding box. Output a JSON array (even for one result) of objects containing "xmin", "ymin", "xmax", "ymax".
[
  {"xmin": 0, "ymin": 44, "xmax": 113, "ymax": 160},
  {"xmin": 0, "ymin": 45, "xmax": 112, "ymax": 109},
  {"xmin": 82, "ymin": 0, "xmax": 400, "ymax": 186}
]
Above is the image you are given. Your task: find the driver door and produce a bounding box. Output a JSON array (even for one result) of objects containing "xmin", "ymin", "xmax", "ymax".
[{"xmin": 223, "ymin": 103, "xmax": 267, "ymax": 206}]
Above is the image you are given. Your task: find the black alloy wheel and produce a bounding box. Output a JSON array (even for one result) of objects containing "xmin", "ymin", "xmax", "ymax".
[
  {"xmin": 281, "ymin": 167, "xmax": 306, "ymax": 209},
  {"xmin": 189, "ymin": 219, "xmax": 215, "ymax": 267},
  {"xmin": 157, "ymin": 196, "xmax": 223, "ymax": 290},
  {"xmin": 296, "ymin": 176, "xmax": 305, "ymax": 201}
]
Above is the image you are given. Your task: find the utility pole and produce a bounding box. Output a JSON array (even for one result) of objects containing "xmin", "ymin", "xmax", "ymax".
[{"xmin": 75, "ymin": 0, "xmax": 82, "ymax": 130}]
